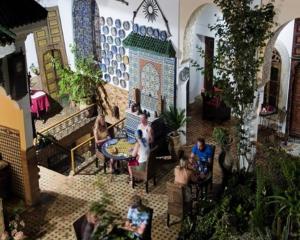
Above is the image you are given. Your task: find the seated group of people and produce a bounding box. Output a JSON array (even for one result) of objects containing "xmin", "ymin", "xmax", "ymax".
[
  {"xmin": 82, "ymin": 195, "xmax": 150, "ymax": 240},
  {"xmin": 174, "ymin": 137, "xmax": 213, "ymax": 187},
  {"xmin": 93, "ymin": 113, "xmax": 153, "ymax": 183}
]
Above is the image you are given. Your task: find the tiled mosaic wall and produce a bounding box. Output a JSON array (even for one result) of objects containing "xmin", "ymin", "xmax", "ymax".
[
  {"xmin": 128, "ymin": 50, "xmax": 176, "ymax": 112},
  {"xmin": 98, "ymin": 16, "xmax": 131, "ymax": 89},
  {"xmin": 73, "ymin": 0, "xmax": 100, "ymax": 59},
  {"xmin": 0, "ymin": 125, "xmax": 25, "ymax": 197},
  {"xmin": 98, "ymin": 18, "xmax": 171, "ymax": 89}
]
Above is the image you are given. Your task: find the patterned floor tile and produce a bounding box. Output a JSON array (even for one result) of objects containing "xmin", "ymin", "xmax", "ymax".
[{"xmin": 20, "ymin": 101, "xmax": 237, "ymax": 239}]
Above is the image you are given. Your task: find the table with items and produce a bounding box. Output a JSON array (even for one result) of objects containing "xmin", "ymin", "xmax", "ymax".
[{"xmin": 101, "ymin": 138, "xmax": 137, "ymax": 161}]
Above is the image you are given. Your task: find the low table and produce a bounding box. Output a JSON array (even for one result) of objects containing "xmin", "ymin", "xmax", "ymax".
[{"xmin": 101, "ymin": 138, "xmax": 136, "ymax": 161}]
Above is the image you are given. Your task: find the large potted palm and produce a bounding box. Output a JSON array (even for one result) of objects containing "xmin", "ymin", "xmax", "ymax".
[
  {"xmin": 161, "ymin": 107, "xmax": 188, "ymax": 158},
  {"xmin": 212, "ymin": 127, "xmax": 234, "ymax": 170}
]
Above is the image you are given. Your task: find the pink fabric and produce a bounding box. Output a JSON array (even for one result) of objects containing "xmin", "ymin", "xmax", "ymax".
[{"xmin": 30, "ymin": 91, "xmax": 50, "ymax": 117}]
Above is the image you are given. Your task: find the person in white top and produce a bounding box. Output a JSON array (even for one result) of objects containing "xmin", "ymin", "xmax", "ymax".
[
  {"xmin": 128, "ymin": 129, "xmax": 150, "ymax": 183},
  {"xmin": 137, "ymin": 113, "xmax": 153, "ymax": 144}
]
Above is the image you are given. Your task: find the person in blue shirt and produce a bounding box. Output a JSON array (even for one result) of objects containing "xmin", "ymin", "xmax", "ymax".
[
  {"xmin": 124, "ymin": 195, "xmax": 149, "ymax": 239},
  {"xmin": 189, "ymin": 138, "xmax": 213, "ymax": 179}
]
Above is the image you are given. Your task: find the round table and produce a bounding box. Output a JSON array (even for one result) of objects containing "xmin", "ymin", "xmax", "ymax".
[{"xmin": 101, "ymin": 138, "xmax": 136, "ymax": 161}]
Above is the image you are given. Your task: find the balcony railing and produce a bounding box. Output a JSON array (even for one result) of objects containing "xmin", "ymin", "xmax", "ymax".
[
  {"xmin": 37, "ymin": 104, "xmax": 96, "ymax": 141},
  {"xmin": 70, "ymin": 117, "xmax": 126, "ymax": 174}
]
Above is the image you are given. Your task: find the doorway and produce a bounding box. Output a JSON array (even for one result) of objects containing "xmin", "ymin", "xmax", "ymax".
[
  {"xmin": 43, "ymin": 49, "xmax": 62, "ymax": 100},
  {"xmin": 290, "ymin": 64, "xmax": 300, "ymax": 137}
]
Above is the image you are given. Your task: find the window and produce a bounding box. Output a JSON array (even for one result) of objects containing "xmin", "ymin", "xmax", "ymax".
[{"xmin": 264, "ymin": 49, "xmax": 281, "ymax": 108}]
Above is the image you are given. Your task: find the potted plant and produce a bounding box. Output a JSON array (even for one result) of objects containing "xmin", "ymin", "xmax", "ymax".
[
  {"xmin": 161, "ymin": 106, "xmax": 188, "ymax": 158},
  {"xmin": 212, "ymin": 127, "xmax": 234, "ymax": 171},
  {"xmin": 53, "ymin": 47, "xmax": 107, "ymax": 112}
]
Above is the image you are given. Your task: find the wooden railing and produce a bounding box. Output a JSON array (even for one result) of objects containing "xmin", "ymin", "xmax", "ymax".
[{"xmin": 70, "ymin": 117, "xmax": 126, "ymax": 174}]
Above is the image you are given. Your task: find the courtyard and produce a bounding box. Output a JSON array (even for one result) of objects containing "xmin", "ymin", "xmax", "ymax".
[{"xmin": 0, "ymin": 0, "xmax": 300, "ymax": 240}]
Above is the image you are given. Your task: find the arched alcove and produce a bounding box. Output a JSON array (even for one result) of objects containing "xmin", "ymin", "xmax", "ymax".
[{"xmin": 182, "ymin": 3, "xmax": 222, "ymax": 104}]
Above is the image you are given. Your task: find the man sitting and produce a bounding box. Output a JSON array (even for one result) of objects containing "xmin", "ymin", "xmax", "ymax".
[
  {"xmin": 124, "ymin": 195, "xmax": 149, "ymax": 239},
  {"xmin": 189, "ymin": 138, "xmax": 213, "ymax": 181}
]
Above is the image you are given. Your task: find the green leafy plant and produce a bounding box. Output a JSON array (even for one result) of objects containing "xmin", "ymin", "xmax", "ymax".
[
  {"xmin": 212, "ymin": 127, "xmax": 231, "ymax": 150},
  {"xmin": 192, "ymin": 0, "xmax": 275, "ymax": 168},
  {"xmin": 52, "ymin": 46, "xmax": 109, "ymax": 112},
  {"xmin": 89, "ymin": 177, "xmax": 124, "ymax": 239},
  {"xmin": 267, "ymin": 191, "xmax": 300, "ymax": 240},
  {"xmin": 161, "ymin": 106, "xmax": 188, "ymax": 136},
  {"xmin": 89, "ymin": 195, "xmax": 121, "ymax": 240}
]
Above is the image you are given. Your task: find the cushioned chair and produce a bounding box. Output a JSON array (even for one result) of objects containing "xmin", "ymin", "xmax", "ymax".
[
  {"xmin": 131, "ymin": 146, "xmax": 159, "ymax": 193},
  {"xmin": 166, "ymin": 182, "xmax": 192, "ymax": 227}
]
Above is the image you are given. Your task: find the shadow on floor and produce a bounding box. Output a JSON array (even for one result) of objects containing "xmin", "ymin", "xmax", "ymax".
[{"xmin": 22, "ymin": 191, "xmax": 88, "ymax": 238}]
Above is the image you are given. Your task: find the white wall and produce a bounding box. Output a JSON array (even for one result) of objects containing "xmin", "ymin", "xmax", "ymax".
[
  {"xmin": 97, "ymin": 0, "xmax": 179, "ymax": 48},
  {"xmin": 182, "ymin": 4, "xmax": 221, "ymax": 103},
  {"xmin": 276, "ymin": 19, "xmax": 294, "ymax": 59},
  {"xmin": 273, "ymin": 19, "xmax": 294, "ymax": 132},
  {"xmin": 25, "ymin": 0, "xmax": 75, "ymax": 74}
]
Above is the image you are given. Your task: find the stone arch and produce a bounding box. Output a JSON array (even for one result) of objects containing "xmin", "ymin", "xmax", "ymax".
[
  {"xmin": 261, "ymin": 20, "xmax": 294, "ymax": 87},
  {"xmin": 182, "ymin": 3, "xmax": 221, "ymax": 104},
  {"xmin": 182, "ymin": 3, "xmax": 221, "ymax": 61}
]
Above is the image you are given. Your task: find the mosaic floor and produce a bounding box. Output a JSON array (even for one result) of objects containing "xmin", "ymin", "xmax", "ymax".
[
  {"xmin": 21, "ymin": 101, "xmax": 232, "ymax": 239},
  {"xmin": 23, "ymin": 163, "xmax": 180, "ymax": 240}
]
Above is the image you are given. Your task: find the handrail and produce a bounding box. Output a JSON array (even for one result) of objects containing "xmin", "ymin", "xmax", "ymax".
[
  {"xmin": 71, "ymin": 117, "xmax": 126, "ymax": 152},
  {"xmin": 39, "ymin": 103, "xmax": 96, "ymax": 134},
  {"xmin": 36, "ymin": 132, "xmax": 70, "ymax": 153},
  {"xmin": 70, "ymin": 117, "xmax": 126, "ymax": 174}
]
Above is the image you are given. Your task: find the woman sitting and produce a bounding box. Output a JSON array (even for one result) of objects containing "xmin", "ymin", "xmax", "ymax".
[
  {"xmin": 128, "ymin": 130, "xmax": 150, "ymax": 184},
  {"xmin": 93, "ymin": 114, "xmax": 116, "ymax": 173},
  {"xmin": 174, "ymin": 155, "xmax": 193, "ymax": 186}
]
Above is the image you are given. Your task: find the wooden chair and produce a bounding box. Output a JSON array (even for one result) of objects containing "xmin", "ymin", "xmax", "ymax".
[
  {"xmin": 131, "ymin": 146, "xmax": 159, "ymax": 193},
  {"xmin": 166, "ymin": 182, "xmax": 191, "ymax": 227},
  {"xmin": 72, "ymin": 214, "xmax": 86, "ymax": 239},
  {"xmin": 142, "ymin": 207, "xmax": 153, "ymax": 240},
  {"xmin": 95, "ymin": 146, "xmax": 109, "ymax": 173}
]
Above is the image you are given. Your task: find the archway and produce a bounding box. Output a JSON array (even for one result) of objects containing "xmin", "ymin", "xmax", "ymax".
[
  {"xmin": 182, "ymin": 3, "xmax": 222, "ymax": 105},
  {"xmin": 259, "ymin": 18, "xmax": 300, "ymax": 139}
]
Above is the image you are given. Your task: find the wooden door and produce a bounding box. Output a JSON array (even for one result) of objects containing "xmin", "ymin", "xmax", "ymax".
[
  {"xmin": 43, "ymin": 49, "xmax": 61, "ymax": 100},
  {"xmin": 34, "ymin": 7, "xmax": 67, "ymax": 99},
  {"xmin": 204, "ymin": 37, "xmax": 214, "ymax": 91},
  {"xmin": 290, "ymin": 64, "xmax": 300, "ymax": 137}
]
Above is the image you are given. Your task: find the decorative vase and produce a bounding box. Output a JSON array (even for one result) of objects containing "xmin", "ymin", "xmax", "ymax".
[
  {"xmin": 168, "ymin": 134, "xmax": 181, "ymax": 160},
  {"xmin": 223, "ymin": 148, "xmax": 233, "ymax": 171}
]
